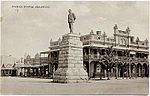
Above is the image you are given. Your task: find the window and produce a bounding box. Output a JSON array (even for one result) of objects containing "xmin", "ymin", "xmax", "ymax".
[
  {"xmin": 5, "ymin": 70, "xmax": 8, "ymax": 74},
  {"xmin": 120, "ymin": 38, "xmax": 126, "ymax": 45},
  {"xmin": 131, "ymin": 37, "xmax": 133, "ymax": 42},
  {"xmin": 9, "ymin": 70, "xmax": 11, "ymax": 74},
  {"xmin": 142, "ymin": 43, "xmax": 144, "ymax": 45},
  {"xmin": 98, "ymin": 37, "xmax": 100, "ymax": 40},
  {"xmin": 107, "ymin": 38, "xmax": 109, "ymax": 41},
  {"xmin": 94, "ymin": 49, "xmax": 97, "ymax": 54},
  {"xmin": 118, "ymin": 51, "xmax": 122, "ymax": 56}
]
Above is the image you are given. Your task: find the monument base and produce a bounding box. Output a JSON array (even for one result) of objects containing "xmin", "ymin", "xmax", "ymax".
[
  {"xmin": 53, "ymin": 68, "xmax": 88, "ymax": 83},
  {"xmin": 53, "ymin": 33, "xmax": 88, "ymax": 83}
]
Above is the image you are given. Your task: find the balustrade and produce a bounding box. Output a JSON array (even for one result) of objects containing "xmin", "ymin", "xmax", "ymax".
[{"xmin": 83, "ymin": 53, "xmax": 148, "ymax": 65}]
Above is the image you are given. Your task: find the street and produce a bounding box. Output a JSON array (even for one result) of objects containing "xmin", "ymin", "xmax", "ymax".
[{"xmin": 0, "ymin": 77, "xmax": 149, "ymax": 95}]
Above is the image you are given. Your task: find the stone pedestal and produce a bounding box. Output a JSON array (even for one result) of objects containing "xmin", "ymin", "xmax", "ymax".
[{"xmin": 53, "ymin": 33, "xmax": 88, "ymax": 83}]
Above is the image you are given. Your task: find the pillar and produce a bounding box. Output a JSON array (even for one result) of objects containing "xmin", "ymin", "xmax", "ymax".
[
  {"xmin": 48, "ymin": 64, "xmax": 50, "ymax": 77},
  {"xmin": 23, "ymin": 68, "xmax": 25, "ymax": 76},
  {"xmin": 107, "ymin": 68, "xmax": 111, "ymax": 80},
  {"xmin": 10, "ymin": 70, "xmax": 12, "ymax": 76},
  {"xmin": 115, "ymin": 64, "xmax": 118, "ymax": 79},
  {"xmin": 36, "ymin": 68, "xmax": 38, "ymax": 76},
  {"xmin": 42, "ymin": 65, "xmax": 45, "ymax": 77},
  {"xmin": 118, "ymin": 66, "xmax": 121, "ymax": 77},
  {"xmin": 88, "ymin": 48, "xmax": 91, "ymax": 79},
  {"xmin": 89, "ymin": 61, "xmax": 91, "ymax": 79},
  {"xmin": 138, "ymin": 65, "xmax": 141, "ymax": 77},
  {"xmin": 135, "ymin": 65, "xmax": 137, "ymax": 78},
  {"xmin": 104, "ymin": 69, "xmax": 107, "ymax": 78},
  {"xmin": 99, "ymin": 64, "xmax": 102, "ymax": 80},
  {"xmin": 97, "ymin": 49, "xmax": 100, "ymax": 59},
  {"xmin": 27, "ymin": 68, "xmax": 30, "ymax": 77},
  {"xmin": 126, "ymin": 65, "xmax": 129, "ymax": 79},
  {"xmin": 32, "ymin": 68, "xmax": 34, "ymax": 76},
  {"xmin": 147, "ymin": 65, "xmax": 149, "ymax": 78},
  {"xmin": 129, "ymin": 63, "xmax": 131, "ymax": 79}
]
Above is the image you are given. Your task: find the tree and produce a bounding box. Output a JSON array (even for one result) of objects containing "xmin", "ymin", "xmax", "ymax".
[{"xmin": 101, "ymin": 46, "xmax": 115, "ymax": 80}]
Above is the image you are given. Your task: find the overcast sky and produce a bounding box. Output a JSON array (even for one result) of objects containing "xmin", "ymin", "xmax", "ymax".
[{"xmin": 1, "ymin": 1, "xmax": 149, "ymax": 58}]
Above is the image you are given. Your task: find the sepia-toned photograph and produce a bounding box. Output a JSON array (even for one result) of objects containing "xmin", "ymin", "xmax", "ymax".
[{"xmin": 1, "ymin": 1, "xmax": 149, "ymax": 95}]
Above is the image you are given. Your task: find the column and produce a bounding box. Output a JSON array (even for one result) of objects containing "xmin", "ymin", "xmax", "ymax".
[
  {"xmin": 122, "ymin": 65, "xmax": 124, "ymax": 79},
  {"xmin": 129, "ymin": 63, "xmax": 131, "ymax": 79},
  {"xmin": 27, "ymin": 68, "xmax": 29, "ymax": 77},
  {"xmin": 4, "ymin": 70, "xmax": 6, "ymax": 76},
  {"xmin": 107, "ymin": 67, "xmax": 111, "ymax": 80},
  {"xmin": 32, "ymin": 68, "xmax": 34, "ymax": 76},
  {"xmin": 97, "ymin": 49, "xmax": 100, "ymax": 59},
  {"xmin": 43, "ymin": 65, "xmax": 45, "ymax": 77},
  {"xmin": 48, "ymin": 64, "xmax": 50, "ymax": 77},
  {"xmin": 89, "ymin": 61, "xmax": 91, "ymax": 79},
  {"xmin": 50, "ymin": 64, "xmax": 53, "ymax": 76},
  {"xmin": 89, "ymin": 47, "xmax": 91, "ymax": 79},
  {"xmin": 138, "ymin": 66, "xmax": 141, "ymax": 77},
  {"xmin": 147, "ymin": 65, "xmax": 149, "ymax": 78},
  {"xmin": 10, "ymin": 70, "xmax": 12, "ymax": 76},
  {"xmin": 20, "ymin": 68, "xmax": 22, "ymax": 76},
  {"xmin": 34, "ymin": 68, "xmax": 36, "ymax": 76},
  {"xmin": 115, "ymin": 64, "xmax": 118, "ymax": 79},
  {"xmin": 99, "ymin": 64, "xmax": 102, "ymax": 80},
  {"xmin": 141, "ymin": 65, "xmax": 143, "ymax": 78},
  {"xmin": 125, "ymin": 65, "xmax": 128, "ymax": 79},
  {"xmin": 39, "ymin": 68, "xmax": 41, "ymax": 77},
  {"xmin": 118, "ymin": 65, "xmax": 120, "ymax": 77},
  {"xmin": 91, "ymin": 49, "xmax": 93, "ymax": 59},
  {"xmin": 104, "ymin": 69, "xmax": 107, "ymax": 78},
  {"xmin": 36, "ymin": 68, "xmax": 38, "ymax": 76},
  {"xmin": 135, "ymin": 65, "xmax": 137, "ymax": 79},
  {"xmin": 2, "ymin": 70, "xmax": 4, "ymax": 76},
  {"xmin": 24, "ymin": 68, "xmax": 26, "ymax": 77},
  {"xmin": 126, "ymin": 65, "xmax": 129, "ymax": 79}
]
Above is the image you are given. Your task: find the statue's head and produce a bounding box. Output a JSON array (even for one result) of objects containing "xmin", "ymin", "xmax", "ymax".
[{"xmin": 68, "ymin": 9, "xmax": 72, "ymax": 13}]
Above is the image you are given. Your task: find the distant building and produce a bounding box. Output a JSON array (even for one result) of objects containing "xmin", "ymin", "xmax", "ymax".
[
  {"xmin": 18, "ymin": 52, "xmax": 49, "ymax": 77},
  {"xmin": 1, "ymin": 55, "xmax": 21, "ymax": 76}
]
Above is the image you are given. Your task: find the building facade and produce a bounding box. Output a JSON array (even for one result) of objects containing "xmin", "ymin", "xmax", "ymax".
[
  {"xmin": 48, "ymin": 24, "xmax": 149, "ymax": 79},
  {"xmin": 18, "ymin": 53, "xmax": 49, "ymax": 77},
  {"xmin": 11, "ymin": 24, "xmax": 149, "ymax": 80},
  {"xmin": 1, "ymin": 55, "xmax": 22, "ymax": 76},
  {"xmin": 80, "ymin": 24, "xmax": 149, "ymax": 79}
]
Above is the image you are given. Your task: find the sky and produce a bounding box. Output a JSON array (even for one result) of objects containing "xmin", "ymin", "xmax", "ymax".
[{"xmin": 1, "ymin": 1, "xmax": 149, "ymax": 58}]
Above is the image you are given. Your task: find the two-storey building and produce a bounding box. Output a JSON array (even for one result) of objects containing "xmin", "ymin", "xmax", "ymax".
[{"xmin": 48, "ymin": 24, "xmax": 149, "ymax": 79}]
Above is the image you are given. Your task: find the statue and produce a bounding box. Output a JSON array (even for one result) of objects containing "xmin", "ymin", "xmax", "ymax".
[{"xmin": 68, "ymin": 9, "xmax": 76, "ymax": 33}]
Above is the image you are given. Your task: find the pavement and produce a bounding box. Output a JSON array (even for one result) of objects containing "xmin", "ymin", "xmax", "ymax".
[{"xmin": 0, "ymin": 77, "xmax": 149, "ymax": 95}]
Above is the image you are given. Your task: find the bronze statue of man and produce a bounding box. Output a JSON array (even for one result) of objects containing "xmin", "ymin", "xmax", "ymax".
[{"xmin": 68, "ymin": 9, "xmax": 76, "ymax": 33}]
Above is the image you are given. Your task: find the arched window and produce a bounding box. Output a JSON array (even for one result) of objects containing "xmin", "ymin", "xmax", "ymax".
[{"xmin": 120, "ymin": 38, "xmax": 126, "ymax": 45}]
